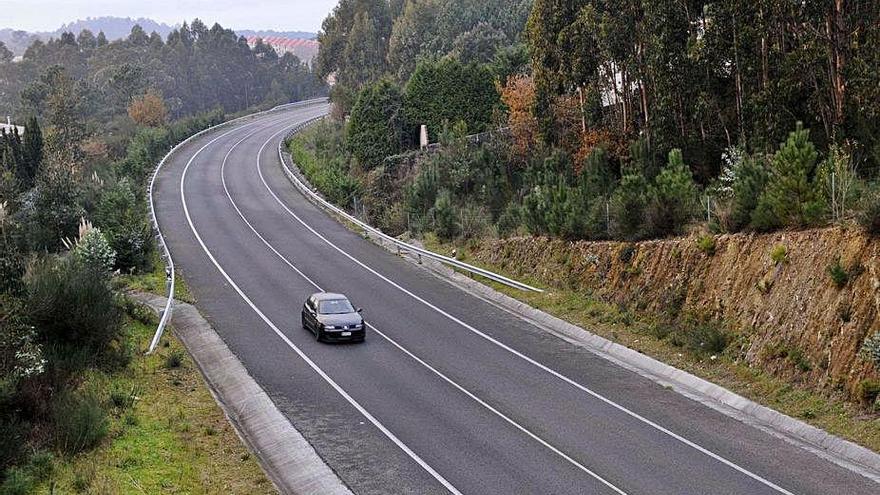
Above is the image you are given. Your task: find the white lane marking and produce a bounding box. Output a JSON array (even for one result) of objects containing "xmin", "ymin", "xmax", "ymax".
[
  {"xmin": 262, "ymin": 122, "xmax": 799, "ymax": 495},
  {"xmin": 222, "ymin": 125, "xmax": 628, "ymax": 494},
  {"xmin": 180, "ymin": 118, "xmax": 464, "ymax": 495}
]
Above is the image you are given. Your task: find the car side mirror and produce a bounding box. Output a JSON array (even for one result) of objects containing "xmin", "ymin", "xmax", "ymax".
[{"xmin": 356, "ymin": 308, "xmax": 363, "ymax": 314}]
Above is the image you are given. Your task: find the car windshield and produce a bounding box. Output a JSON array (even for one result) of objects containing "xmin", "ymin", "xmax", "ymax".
[{"xmin": 318, "ymin": 299, "xmax": 355, "ymax": 315}]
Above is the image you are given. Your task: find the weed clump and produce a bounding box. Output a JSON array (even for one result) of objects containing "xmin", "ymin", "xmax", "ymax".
[
  {"xmin": 696, "ymin": 235, "xmax": 717, "ymax": 256},
  {"xmin": 770, "ymin": 244, "xmax": 788, "ymax": 264},
  {"xmin": 827, "ymin": 258, "xmax": 849, "ymax": 288}
]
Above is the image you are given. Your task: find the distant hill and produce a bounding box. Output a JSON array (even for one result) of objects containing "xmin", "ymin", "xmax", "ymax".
[
  {"xmin": 236, "ymin": 30, "xmax": 316, "ymax": 40},
  {"xmin": 55, "ymin": 17, "xmax": 177, "ymax": 41},
  {"xmin": 0, "ymin": 17, "xmax": 317, "ymax": 56}
]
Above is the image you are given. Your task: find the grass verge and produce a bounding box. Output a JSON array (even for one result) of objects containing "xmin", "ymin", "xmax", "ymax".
[
  {"xmin": 420, "ymin": 235, "xmax": 880, "ymax": 454},
  {"xmin": 34, "ymin": 315, "xmax": 272, "ymax": 494},
  {"xmin": 118, "ymin": 250, "xmax": 194, "ymax": 303}
]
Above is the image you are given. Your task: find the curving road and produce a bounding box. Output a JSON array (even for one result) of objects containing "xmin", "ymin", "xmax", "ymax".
[{"xmin": 153, "ymin": 102, "xmax": 878, "ymax": 494}]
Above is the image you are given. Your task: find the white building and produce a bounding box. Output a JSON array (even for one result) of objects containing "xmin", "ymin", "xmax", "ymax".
[{"xmin": 0, "ymin": 116, "xmax": 25, "ymax": 135}]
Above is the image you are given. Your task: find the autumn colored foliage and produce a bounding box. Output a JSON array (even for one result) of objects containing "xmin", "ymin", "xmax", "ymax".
[
  {"xmin": 128, "ymin": 90, "xmax": 168, "ymax": 127},
  {"xmin": 500, "ymin": 74, "xmax": 539, "ymax": 163}
]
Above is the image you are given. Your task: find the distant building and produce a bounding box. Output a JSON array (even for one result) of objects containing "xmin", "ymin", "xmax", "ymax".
[
  {"xmin": 0, "ymin": 117, "xmax": 25, "ymax": 135},
  {"xmin": 246, "ymin": 36, "xmax": 319, "ymax": 64},
  {"xmin": 12, "ymin": 56, "xmax": 23, "ymax": 63}
]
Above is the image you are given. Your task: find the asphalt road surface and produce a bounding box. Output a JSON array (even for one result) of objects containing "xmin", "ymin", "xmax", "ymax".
[{"xmin": 153, "ymin": 102, "xmax": 879, "ymax": 494}]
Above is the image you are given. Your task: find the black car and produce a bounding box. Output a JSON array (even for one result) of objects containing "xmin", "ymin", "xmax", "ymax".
[{"xmin": 301, "ymin": 293, "xmax": 366, "ymax": 343}]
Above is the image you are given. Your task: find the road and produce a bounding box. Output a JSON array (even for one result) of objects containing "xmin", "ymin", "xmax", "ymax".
[{"xmin": 153, "ymin": 101, "xmax": 878, "ymax": 494}]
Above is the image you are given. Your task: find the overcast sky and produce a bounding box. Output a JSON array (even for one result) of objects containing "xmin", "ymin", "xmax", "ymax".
[{"xmin": 0, "ymin": 0, "xmax": 339, "ymax": 33}]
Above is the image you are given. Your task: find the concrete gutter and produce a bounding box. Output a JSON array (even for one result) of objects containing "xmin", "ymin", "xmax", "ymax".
[
  {"xmin": 276, "ymin": 141, "xmax": 880, "ymax": 485},
  {"xmin": 132, "ymin": 291, "xmax": 353, "ymax": 495}
]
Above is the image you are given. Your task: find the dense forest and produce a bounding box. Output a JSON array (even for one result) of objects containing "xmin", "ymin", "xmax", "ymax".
[
  {"xmin": 296, "ymin": 0, "xmax": 880, "ymax": 244},
  {"xmin": 0, "ymin": 20, "xmax": 325, "ymax": 491}
]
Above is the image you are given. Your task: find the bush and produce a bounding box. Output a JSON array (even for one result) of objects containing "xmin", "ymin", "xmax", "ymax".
[
  {"xmin": 432, "ymin": 190, "xmax": 460, "ymax": 241},
  {"xmin": 347, "ymin": 80, "xmax": 409, "ymax": 169},
  {"xmin": 52, "ymin": 391, "xmax": 109, "ymax": 455},
  {"xmin": 0, "ymin": 467, "xmax": 34, "ymax": 495},
  {"xmin": 669, "ymin": 316, "xmax": 729, "ymax": 355},
  {"xmin": 609, "ymin": 173, "xmax": 649, "ymax": 241},
  {"xmin": 646, "ymin": 149, "xmax": 699, "ymax": 237},
  {"xmin": 770, "ymin": 245, "xmax": 788, "ymax": 264},
  {"xmin": 164, "ymin": 349, "xmax": 184, "ymax": 369},
  {"xmin": 860, "ymin": 332, "xmax": 880, "ymax": 366},
  {"xmin": 753, "ymin": 123, "xmax": 825, "ymax": 230},
  {"xmin": 73, "ymin": 227, "xmax": 116, "ymax": 272},
  {"xmin": 858, "ymin": 379, "xmax": 880, "ymax": 406},
  {"xmin": 26, "ymin": 256, "xmax": 122, "ymax": 355},
  {"xmin": 496, "ymin": 203, "xmax": 522, "ymax": 237},
  {"xmin": 827, "ymin": 258, "xmax": 849, "ymax": 288},
  {"xmin": 94, "ymin": 179, "xmax": 154, "ymax": 272},
  {"xmin": 857, "ymin": 183, "xmax": 880, "ymax": 236},
  {"xmin": 696, "ymin": 235, "xmax": 717, "ymax": 256},
  {"xmin": 724, "ymin": 153, "xmax": 769, "ymax": 232}
]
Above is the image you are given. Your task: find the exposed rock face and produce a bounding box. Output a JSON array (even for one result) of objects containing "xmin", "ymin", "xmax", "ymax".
[{"xmin": 473, "ymin": 227, "xmax": 880, "ymax": 400}]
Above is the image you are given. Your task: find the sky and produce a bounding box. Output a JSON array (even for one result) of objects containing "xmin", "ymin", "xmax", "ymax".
[{"xmin": 0, "ymin": 0, "xmax": 339, "ymax": 33}]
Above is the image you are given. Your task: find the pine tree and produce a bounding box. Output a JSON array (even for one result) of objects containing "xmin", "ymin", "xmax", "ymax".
[
  {"xmin": 646, "ymin": 149, "xmax": 699, "ymax": 237},
  {"xmin": 753, "ymin": 122, "xmax": 824, "ymax": 230},
  {"xmin": 20, "ymin": 117, "xmax": 43, "ymax": 189}
]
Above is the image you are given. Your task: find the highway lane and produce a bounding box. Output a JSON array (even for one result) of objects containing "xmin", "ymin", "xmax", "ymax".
[{"xmin": 153, "ymin": 102, "xmax": 879, "ymax": 494}]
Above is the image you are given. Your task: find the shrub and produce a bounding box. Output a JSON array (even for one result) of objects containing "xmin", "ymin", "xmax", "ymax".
[
  {"xmin": 52, "ymin": 391, "xmax": 109, "ymax": 455},
  {"xmin": 432, "ymin": 190, "xmax": 460, "ymax": 241},
  {"xmin": 857, "ymin": 183, "xmax": 880, "ymax": 236},
  {"xmin": 827, "ymin": 258, "xmax": 849, "ymax": 288},
  {"xmin": 609, "ymin": 173, "xmax": 649, "ymax": 240},
  {"xmin": 94, "ymin": 179, "xmax": 153, "ymax": 272},
  {"xmin": 770, "ymin": 245, "xmax": 788, "ymax": 264},
  {"xmin": 496, "ymin": 203, "xmax": 522, "ymax": 238},
  {"xmin": 109, "ymin": 383, "xmax": 137, "ymax": 411},
  {"xmin": 858, "ymin": 379, "xmax": 880, "ymax": 406},
  {"xmin": 73, "ymin": 227, "xmax": 116, "ymax": 273},
  {"xmin": 164, "ymin": 349, "xmax": 184, "ymax": 369},
  {"xmin": 646, "ymin": 149, "xmax": 699, "ymax": 237},
  {"xmin": 860, "ymin": 332, "xmax": 880, "ymax": 366},
  {"xmin": 753, "ymin": 123, "xmax": 825, "ymax": 230},
  {"xmin": 26, "ymin": 256, "xmax": 121, "ymax": 355},
  {"xmin": 0, "ymin": 467, "xmax": 34, "ymax": 495},
  {"xmin": 669, "ymin": 316, "xmax": 729, "ymax": 355},
  {"xmin": 347, "ymin": 80, "xmax": 409, "ymax": 169},
  {"xmin": 725, "ymin": 153, "xmax": 769, "ymax": 232},
  {"xmin": 696, "ymin": 235, "xmax": 717, "ymax": 256}
]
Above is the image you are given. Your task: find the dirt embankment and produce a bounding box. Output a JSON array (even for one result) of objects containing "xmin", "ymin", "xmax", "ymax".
[{"xmin": 472, "ymin": 227, "xmax": 880, "ymax": 400}]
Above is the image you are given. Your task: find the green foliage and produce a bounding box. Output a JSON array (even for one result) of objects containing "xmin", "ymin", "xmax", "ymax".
[
  {"xmin": 724, "ymin": 153, "xmax": 769, "ymax": 232},
  {"xmin": 404, "ymin": 58, "xmax": 499, "ymax": 141},
  {"xmin": 0, "ymin": 466, "xmax": 34, "ymax": 495},
  {"xmin": 770, "ymin": 245, "xmax": 788, "ymax": 265},
  {"xmin": 348, "ymin": 79, "xmax": 408, "ymax": 169},
  {"xmin": 696, "ymin": 235, "xmax": 717, "ymax": 256},
  {"xmin": 668, "ymin": 316, "xmax": 729, "ymax": 356},
  {"xmin": 827, "ymin": 258, "xmax": 849, "ymax": 288},
  {"xmin": 73, "ymin": 227, "xmax": 117, "ymax": 272},
  {"xmin": 857, "ymin": 379, "xmax": 880, "ymax": 406},
  {"xmin": 25, "ymin": 256, "xmax": 121, "ymax": 355},
  {"xmin": 609, "ymin": 173, "xmax": 649, "ymax": 241},
  {"xmin": 406, "ymin": 163, "xmax": 440, "ymax": 223},
  {"xmin": 496, "ymin": 203, "xmax": 522, "ymax": 237},
  {"xmin": 646, "ymin": 149, "xmax": 699, "ymax": 237},
  {"xmin": 26, "ymin": 165, "xmax": 84, "ymax": 251},
  {"xmin": 52, "ymin": 391, "xmax": 108, "ymax": 455},
  {"xmin": 289, "ymin": 133, "xmax": 362, "ymax": 208},
  {"xmin": 860, "ymin": 333, "xmax": 880, "ymax": 367},
  {"xmin": 432, "ymin": 189, "xmax": 460, "ymax": 241},
  {"xmin": 94, "ymin": 179, "xmax": 153, "ymax": 272},
  {"xmin": 165, "ymin": 349, "xmax": 184, "ymax": 369},
  {"xmin": 753, "ymin": 123, "xmax": 825, "ymax": 230},
  {"xmin": 857, "ymin": 183, "xmax": 880, "ymax": 236}
]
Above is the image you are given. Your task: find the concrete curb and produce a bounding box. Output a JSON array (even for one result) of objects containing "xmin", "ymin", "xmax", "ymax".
[
  {"xmin": 276, "ymin": 142, "xmax": 880, "ymax": 485},
  {"xmin": 131, "ymin": 292, "xmax": 353, "ymax": 495},
  {"xmin": 384, "ymin": 243, "xmax": 880, "ymax": 484}
]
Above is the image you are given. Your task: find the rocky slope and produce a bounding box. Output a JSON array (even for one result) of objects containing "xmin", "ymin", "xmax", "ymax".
[{"xmin": 472, "ymin": 227, "xmax": 880, "ymax": 402}]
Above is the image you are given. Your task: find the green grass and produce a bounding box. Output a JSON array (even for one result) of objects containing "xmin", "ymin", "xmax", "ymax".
[
  {"xmin": 34, "ymin": 319, "xmax": 272, "ymax": 494},
  {"xmin": 421, "ymin": 236, "xmax": 880, "ymax": 453},
  {"xmin": 119, "ymin": 251, "xmax": 194, "ymax": 303}
]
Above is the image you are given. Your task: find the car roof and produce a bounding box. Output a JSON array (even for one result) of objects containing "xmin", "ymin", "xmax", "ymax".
[{"xmin": 312, "ymin": 292, "xmax": 349, "ymax": 301}]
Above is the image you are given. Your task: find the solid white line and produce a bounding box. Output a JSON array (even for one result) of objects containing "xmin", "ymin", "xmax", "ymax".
[
  {"xmin": 179, "ymin": 117, "xmax": 464, "ymax": 495},
  {"xmin": 222, "ymin": 124, "xmax": 628, "ymax": 494},
  {"xmin": 263, "ymin": 122, "xmax": 799, "ymax": 495}
]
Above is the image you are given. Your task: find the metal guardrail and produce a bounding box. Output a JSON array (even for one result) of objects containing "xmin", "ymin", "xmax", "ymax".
[
  {"xmin": 146, "ymin": 98, "xmax": 330, "ymax": 354},
  {"xmin": 277, "ymin": 119, "xmax": 544, "ymax": 293}
]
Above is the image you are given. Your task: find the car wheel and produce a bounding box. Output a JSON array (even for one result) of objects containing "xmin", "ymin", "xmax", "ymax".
[
  {"xmin": 301, "ymin": 314, "xmax": 308, "ymax": 330},
  {"xmin": 314, "ymin": 328, "xmax": 323, "ymax": 342}
]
